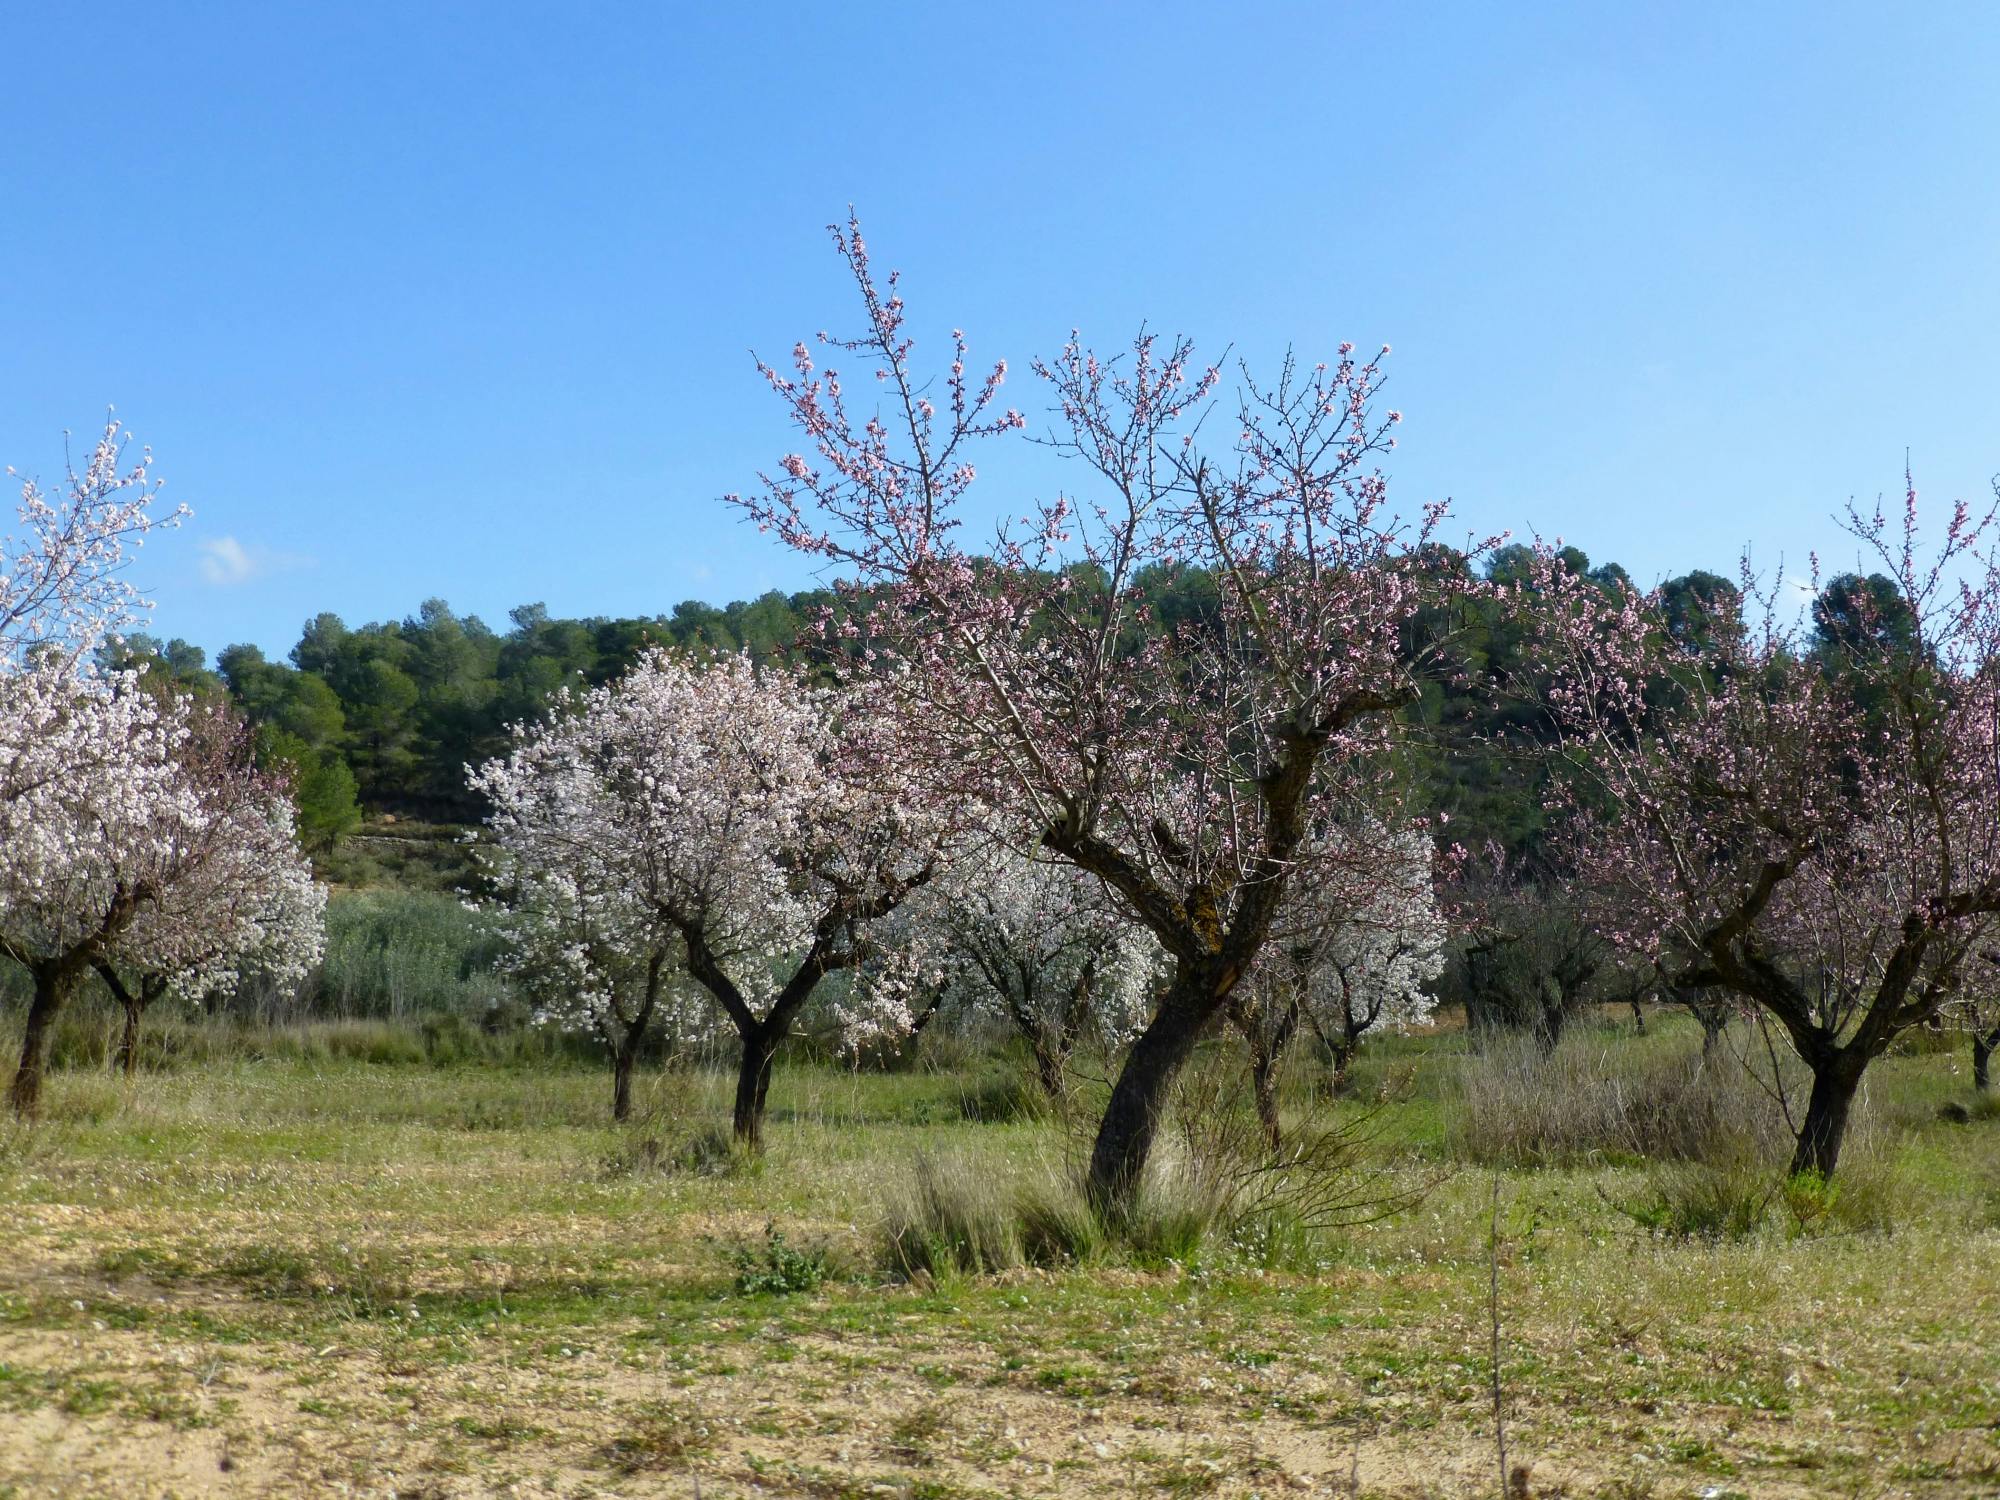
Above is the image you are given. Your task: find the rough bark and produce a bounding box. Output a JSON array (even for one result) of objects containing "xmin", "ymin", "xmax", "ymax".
[
  {"xmin": 731, "ymin": 1024, "xmax": 782, "ymax": 1147},
  {"xmin": 9, "ymin": 965, "xmax": 77, "ymax": 1118},
  {"xmin": 95, "ymin": 964, "xmax": 165, "ymax": 1078},
  {"xmin": 1085, "ymin": 971, "xmax": 1218, "ymax": 1217},
  {"xmin": 1789, "ymin": 1050, "xmax": 1866, "ymax": 1179},
  {"xmin": 607, "ymin": 954, "xmax": 664, "ymax": 1123},
  {"xmin": 1029, "ymin": 1036, "xmax": 1069, "ymax": 1101},
  {"xmin": 1249, "ymin": 1046, "xmax": 1282, "ymax": 1154},
  {"xmin": 1974, "ymin": 1026, "xmax": 1997, "ymax": 1093},
  {"xmin": 612, "ymin": 1041, "xmax": 639, "ymax": 1122},
  {"xmin": 1327, "ymin": 1036, "xmax": 1357, "ymax": 1097}
]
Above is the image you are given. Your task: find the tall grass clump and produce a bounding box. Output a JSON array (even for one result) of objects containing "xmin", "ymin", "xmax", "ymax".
[
  {"xmin": 1447, "ymin": 1032, "xmax": 1792, "ymax": 1168},
  {"xmin": 880, "ymin": 1149, "xmax": 1024, "ymax": 1280}
]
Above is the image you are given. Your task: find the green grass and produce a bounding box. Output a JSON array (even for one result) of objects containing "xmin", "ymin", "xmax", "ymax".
[{"xmin": 0, "ymin": 1019, "xmax": 1995, "ymax": 1496}]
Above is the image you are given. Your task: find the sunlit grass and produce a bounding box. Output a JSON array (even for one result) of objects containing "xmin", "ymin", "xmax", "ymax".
[{"xmin": 0, "ymin": 1018, "xmax": 1995, "ymax": 1496}]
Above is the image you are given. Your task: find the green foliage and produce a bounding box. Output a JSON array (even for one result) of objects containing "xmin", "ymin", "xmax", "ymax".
[
  {"xmin": 314, "ymin": 889, "xmax": 511, "ymax": 1022},
  {"xmin": 219, "ymin": 589, "xmax": 849, "ymax": 820},
  {"xmin": 1618, "ymin": 1159, "xmax": 1774, "ymax": 1242},
  {"xmin": 726, "ymin": 1223, "xmax": 833, "ymax": 1295},
  {"xmin": 256, "ymin": 726, "xmax": 361, "ymax": 851}
]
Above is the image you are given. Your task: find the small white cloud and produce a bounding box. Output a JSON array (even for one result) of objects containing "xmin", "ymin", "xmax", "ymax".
[{"xmin": 198, "ymin": 536, "xmax": 258, "ymax": 585}]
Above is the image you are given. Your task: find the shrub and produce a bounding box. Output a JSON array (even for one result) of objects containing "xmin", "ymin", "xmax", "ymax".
[
  {"xmin": 1013, "ymin": 1172, "xmax": 1104, "ymax": 1267},
  {"xmin": 604, "ymin": 1124, "xmax": 761, "ymax": 1181},
  {"xmin": 303, "ymin": 889, "xmax": 514, "ymax": 1024},
  {"xmin": 1792, "ymin": 1136, "xmax": 1912, "ymax": 1240},
  {"xmin": 1119, "ymin": 1162, "xmax": 1229, "ymax": 1268},
  {"xmin": 313, "ymin": 1020, "xmax": 426, "ymax": 1067},
  {"xmin": 604, "ymin": 1398, "xmax": 716, "ymax": 1470},
  {"xmin": 956, "ymin": 1070, "xmax": 1048, "ymax": 1125}
]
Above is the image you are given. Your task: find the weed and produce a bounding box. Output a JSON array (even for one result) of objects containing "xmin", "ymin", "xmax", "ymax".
[
  {"xmin": 1616, "ymin": 1159, "xmax": 1773, "ymax": 1241},
  {"xmin": 727, "ymin": 1223, "xmax": 833, "ymax": 1295},
  {"xmin": 603, "ymin": 1397, "xmax": 715, "ymax": 1470}
]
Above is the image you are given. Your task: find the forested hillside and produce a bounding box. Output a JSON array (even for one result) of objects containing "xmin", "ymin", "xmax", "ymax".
[{"xmin": 114, "ymin": 547, "xmax": 1899, "ymax": 872}]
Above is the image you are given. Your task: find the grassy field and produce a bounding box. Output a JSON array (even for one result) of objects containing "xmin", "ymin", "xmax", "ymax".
[{"xmin": 0, "ymin": 1019, "xmax": 1995, "ymax": 1498}]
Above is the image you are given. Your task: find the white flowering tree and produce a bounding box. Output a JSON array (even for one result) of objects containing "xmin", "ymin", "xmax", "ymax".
[
  {"xmin": 0, "ymin": 418, "xmax": 327, "ymax": 1113},
  {"xmin": 1227, "ymin": 822, "xmax": 1444, "ymax": 1146},
  {"xmin": 2, "ymin": 417, "xmax": 185, "ymax": 660},
  {"xmin": 474, "ymin": 651, "xmax": 948, "ymax": 1140},
  {"xmin": 89, "ymin": 700, "xmax": 325, "ymax": 1075},
  {"xmin": 842, "ymin": 846, "xmax": 1159, "ymax": 1097},
  {"xmin": 0, "ymin": 682, "xmax": 323, "ymax": 1113},
  {"xmin": 1299, "ymin": 826, "xmax": 1445, "ymax": 1092},
  {"xmin": 470, "ymin": 731, "xmax": 723, "ymax": 1120}
]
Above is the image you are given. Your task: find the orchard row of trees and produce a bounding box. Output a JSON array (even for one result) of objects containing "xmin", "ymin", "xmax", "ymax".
[
  {"xmin": 460, "ymin": 217, "xmax": 2000, "ymax": 1217},
  {"xmin": 11, "ymin": 218, "xmax": 2000, "ymax": 1224}
]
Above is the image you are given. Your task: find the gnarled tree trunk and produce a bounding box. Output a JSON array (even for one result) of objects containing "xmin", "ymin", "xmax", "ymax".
[
  {"xmin": 1249, "ymin": 1046, "xmax": 1282, "ymax": 1154},
  {"xmin": 608, "ymin": 956, "xmax": 663, "ymax": 1123},
  {"xmin": 731, "ymin": 1021, "xmax": 783, "ymax": 1147},
  {"xmin": 9, "ymin": 963, "xmax": 79, "ymax": 1118},
  {"xmin": 612, "ymin": 1037, "xmax": 640, "ymax": 1122},
  {"xmin": 95, "ymin": 964, "xmax": 166, "ymax": 1078},
  {"xmin": 1973, "ymin": 1026, "xmax": 1996, "ymax": 1093},
  {"xmin": 1085, "ymin": 970, "xmax": 1218, "ymax": 1218}
]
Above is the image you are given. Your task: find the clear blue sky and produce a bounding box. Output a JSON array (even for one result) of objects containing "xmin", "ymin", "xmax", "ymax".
[{"xmin": 4, "ymin": 2, "xmax": 1997, "ymax": 659}]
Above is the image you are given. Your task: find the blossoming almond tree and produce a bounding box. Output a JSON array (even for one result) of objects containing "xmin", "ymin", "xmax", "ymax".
[
  {"xmin": 731, "ymin": 217, "xmax": 1484, "ymax": 1214},
  {"xmin": 90, "ymin": 700, "xmax": 326, "ymax": 1075},
  {"xmin": 1526, "ymin": 479, "xmax": 2000, "ymax": 1177},
  {"xmin": 843, "ymin": 844, "xmax": 1161, "ymax": 1098},
  {"xmin": 0, "ymin": 681, "xmax": 323, "ymax": 1113},
  {"xmin": 2, "ymin": 417, "xmax": 186, "ymax": 660},
  {"xmin": 1227, "ymin": 820, "xmax": 1444, "ymax": 1146},
  {"xmin": 473, "ymin": 650, "xmax": 950, "ymax": 1140},
  {"xmin": 471, "ymin": 698, "xmax": 713, "ymax": 1121}
]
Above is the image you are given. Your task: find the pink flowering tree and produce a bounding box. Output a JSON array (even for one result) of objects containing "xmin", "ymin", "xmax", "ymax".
[
  {"xmin": 1526, "ymin": 479, "xmax": 2000, "ymax": 1177},
  {"xmin": 731, "ymin": 217, "xmax": 1480, "ymax": 1214},
  {"xmin": 474, "ymin": 650, "xmax": 949, "ymax": 1139}
]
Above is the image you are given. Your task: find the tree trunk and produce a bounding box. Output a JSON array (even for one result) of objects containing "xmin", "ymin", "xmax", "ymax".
[
  {"xmin": 117, "ymin": 998, "xmax": 143, "ymax": 1078},
  {"xmin": 1030, "ymin": 1036, "xmax": 1068, "ymax": 1101},
  {"xmin": 9, "ymin": 966, "xmax": 73, "ymax": 1119},
  {"xmin": 1788, "ymin": 1051, "xmax": 1866, "ymax": 1179},
  {"xmin": 732, "ymin": 1024, "xmax": 781, "ymax": 1149},
  {"xmin": 1974, "ymin": 1027, "xmax": 1996, "ymax": 1093},
  {"xmin": 1086, "ymin": 976, "xmax": 1214, "ymax": 1219},
  {"xmin": 1326, "ymin": 1038, "xmax": 1356, "ymax": 1097},
  {"xmin": 612, "ymin": 1040, "xmax": 638, "ymax": 1122},
  {"xmin": 1250, "ymin": 1047, "xmax": 1282, "ymax": 1154}
]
